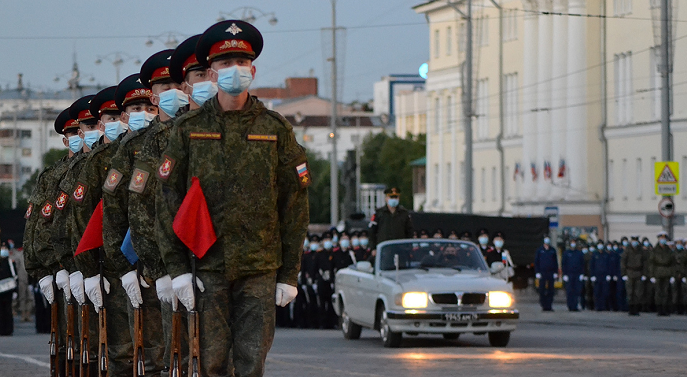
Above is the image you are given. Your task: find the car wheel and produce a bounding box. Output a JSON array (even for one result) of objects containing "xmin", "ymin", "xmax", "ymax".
[
  {"xmin": 442, "ymin": 333, "xmax": 460, "ymax": 340},
  {"xmin": 488, "ymin": 331, "xmax": 511, "ymax": 347},
  {"xmin": 340, "ymin": 308, "xmax": 362, "ymax": 340},
  {"xmin": 379, "ymin": 309, "xmax": 402, "ymax": 348}
]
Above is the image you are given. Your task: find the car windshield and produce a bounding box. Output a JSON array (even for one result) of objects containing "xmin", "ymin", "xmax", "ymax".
[{"xmin": 379, "ymin": 240, "xmax": 488, "ymax": 271}]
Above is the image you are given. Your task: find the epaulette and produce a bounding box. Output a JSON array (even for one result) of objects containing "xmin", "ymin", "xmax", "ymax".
[
  {"xmin": 265, "ymin": 110, "xmax": 294, "ymax": 130},
  {"xmin": 68, "ymin": 151, "xmax": 90, "ymax": 169},
  {"xmin": 174, "ymin": 106, "xmax": 204, "ymax": 129}
]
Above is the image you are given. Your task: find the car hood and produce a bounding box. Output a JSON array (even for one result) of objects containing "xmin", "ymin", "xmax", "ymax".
[{"xmin": 380, "ymin": 269, "xmax": 512, "ymax": 293}]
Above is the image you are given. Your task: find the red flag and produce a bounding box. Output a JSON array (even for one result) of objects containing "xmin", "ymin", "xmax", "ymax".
[
  {"xmin": 173, "ymin": 177, "xmax": 216, "ymax": 259},
  {"xmin": 75, "ymin": 199, "xmax": 103, "ymax": 256}
]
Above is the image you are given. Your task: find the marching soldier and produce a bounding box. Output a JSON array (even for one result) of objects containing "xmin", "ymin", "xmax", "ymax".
[
  {"xmin": 561, "ymin": 239, "xmax": 584, "ymax": 311},
  {"xmin": 315, "ymin": 232, "xmax": 336, "ymax": 329},
  {"xmin": 614, "ymin": 239, "xmax": 628, "ymax": 311},
  {"xmin": 155, "ymin": 20, "xmax": 309, "ymax": 375},
  {"xmin": 534, "ymin": 235, "xmax": 558, "ymax": 311},
  {"xmin": 368, "ymin": 187, "xmax": 413, "ymax": 253},
  {"xmin": 641, "ymin": 237, "xmax": 655, "ymax": 312},
  {"xmin": 621, "ymin": 236, "xmax": 647, "ymax": 316},
  {"xmin": 649, "ymin": 231, "xmax": 676, "ymax": 316},
  {"xmin": 675, "ymin": 238, "xmax": 687, "ymax": 315},
  {"xmin": 590, "ymin": 240, "xmax": 611, "ymax": 311}
]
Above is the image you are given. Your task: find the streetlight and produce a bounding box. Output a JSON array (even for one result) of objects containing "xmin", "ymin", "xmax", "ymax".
[
  {"xmin": 217, "ymin": 7, "xmax": 278, "ymax": 26},
  {"xmin": 95, "ymin": 52, "xmax": 141, "ymax": 83},
  {"xmin": 145, "ymin": 31, "xmax": 185, "ymax": 49}
]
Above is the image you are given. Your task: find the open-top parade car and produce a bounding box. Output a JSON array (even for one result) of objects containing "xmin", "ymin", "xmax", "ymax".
[{"xmin": 333, "ymin": 239, "xmax": 518, "ymax": 347}]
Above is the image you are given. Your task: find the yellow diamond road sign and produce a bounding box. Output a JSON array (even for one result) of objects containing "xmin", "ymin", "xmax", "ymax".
[{"xmin": 654, "ymin": 161, "xmax": 679, "ymax": 196}]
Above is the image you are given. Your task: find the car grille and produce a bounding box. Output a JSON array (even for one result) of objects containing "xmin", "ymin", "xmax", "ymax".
[{"xmin": 430, "ymin": 293, "xmax": 486, "ymax": 306}]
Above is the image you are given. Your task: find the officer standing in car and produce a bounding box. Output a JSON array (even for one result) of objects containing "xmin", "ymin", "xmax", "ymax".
[{"xmin": 368, "ymin": 187, "xmax": 413, "ymax": 253}]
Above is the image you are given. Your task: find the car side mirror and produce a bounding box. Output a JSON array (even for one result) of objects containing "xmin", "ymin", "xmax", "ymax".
[{"xmin": 356, "ymin": 261, "xmax": 373, "ymax": 273}]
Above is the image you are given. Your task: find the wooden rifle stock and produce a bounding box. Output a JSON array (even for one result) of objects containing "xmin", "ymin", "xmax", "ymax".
[
  {"xmin": 65, "ymin": 301, "xmax": 76, "ymax": 377},
  {"xmin": 188, "ymin": 255, "xmax": 200, "ymax": 377},
  {"xmin": 170, "ymin": 302, "xmax": 182, "ymax": 377},
  {"xmin": 49, "ymin": 299, "xmax": 59, "ymax": 377},
  {"xmin": 79, "ymin": 304, "xmax": 90, "ymax": 377},
  {"xmin": 133, "ymin": 307, "xmax": 145, "ymax": 376},
  {"xmin": 98, "ymin": 248, "xmax": 108, "ymax": 376}
]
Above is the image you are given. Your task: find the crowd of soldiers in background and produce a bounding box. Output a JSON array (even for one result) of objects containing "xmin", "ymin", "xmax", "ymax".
[
  {"xmin": 276, "ymin": 227, "xmax": 514, "ymax": 329},
  {"xmin": 548, "ymin": 232, "xmax": 687, "ymax": 316}
]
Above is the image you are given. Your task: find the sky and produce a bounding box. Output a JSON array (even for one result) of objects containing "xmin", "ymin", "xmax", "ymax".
[{"xmin": 0, "ymin": 0, "xmax": 429, "ymax": 103}]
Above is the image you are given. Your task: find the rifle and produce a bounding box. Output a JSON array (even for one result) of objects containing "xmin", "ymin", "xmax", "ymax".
[
  {"xmin": 65, "ymin": 299, "xmax": 76, "ymax": 377},
  {"xmin": 133, "ymin": 263, "xmax": 146, "ymax": 377},
  {"xmin": 98, "ymin": 249, "xmax": 108, "ymax": 377},
  {"xmin": 188, "ymin": 255, "xmax": 200, "ymax": 377},
  {"xmin": 49, "ymin": 284, "xmax": 59, "ymax": 377},
  {"xmin": 170, "ymin": 298, "xmax": 182, "ymax": 377},
  {"xmin": 79, "ymin": 304, "xmax": 90, "ymax": 377}
]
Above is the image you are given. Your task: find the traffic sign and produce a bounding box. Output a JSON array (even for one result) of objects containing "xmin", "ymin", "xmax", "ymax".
[
  {"xmin": 544, "ymin": 206, "xmax": 559, "ymax": 228},
  {"xmin": 658, "ymin": 197, "xmax": 675, "ymax": 218},
  {"xmin": 654, "ymin": 161, "xmax": 679, "ymax": 196}
]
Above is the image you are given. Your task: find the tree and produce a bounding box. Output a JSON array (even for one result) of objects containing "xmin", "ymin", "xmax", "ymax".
[
  {"xmin": 20, "ymin": 148, "xmax": 68, "ymax": 203},
  {"xmin": 306, "ymin": 150, "xmax": 331, "ymax": 224}
]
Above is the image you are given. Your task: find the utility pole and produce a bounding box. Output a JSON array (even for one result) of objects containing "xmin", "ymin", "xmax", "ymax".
[
  {"xmin": 355, "ymin": 116, "xmax": 361, "ymax": 212},
  {"xmin": 12, "ymin": 109, "xmax": 18, "ymax": 209},
  {"xmin": 660, "ymin": 0, "xmax": 673, "ymax": 237},
  {"xmin": 463, "ymin": 0, "xmax": 474, "ymax": 213},
  {"xmin": 330, "ymin": 0, "xmax": 339, "ymax": 226}
]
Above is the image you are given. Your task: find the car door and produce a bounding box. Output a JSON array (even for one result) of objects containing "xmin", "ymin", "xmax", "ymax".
[{"xmin": 356, "ymin": 268, "xmax": 380, "ymax": 327}]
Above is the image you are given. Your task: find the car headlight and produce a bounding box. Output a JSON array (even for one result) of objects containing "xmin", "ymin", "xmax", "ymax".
[
  {"xmin": 488, "ymin": 291, "xmax": 513, "ymax": 308},
  {"xmin": 402, "ymin": 292, "xmax": 428, "ymax": 308}
]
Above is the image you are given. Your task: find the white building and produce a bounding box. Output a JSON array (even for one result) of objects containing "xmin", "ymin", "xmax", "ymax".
[
  {"xmin": 373, "ymin": 75, "xmax": 426, "ymax": 124},
  {"xmin": 414, "ymin": 0, "xmax": 686, "ymax": 239}
]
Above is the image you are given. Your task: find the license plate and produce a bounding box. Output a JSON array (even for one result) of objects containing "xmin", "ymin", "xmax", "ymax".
[{"xmin": 444, "ymin": 313, "xmax": 479, "ymax": 322}]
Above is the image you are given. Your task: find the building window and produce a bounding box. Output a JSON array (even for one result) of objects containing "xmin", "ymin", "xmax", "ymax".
[
  {"xmin": 459, "ymin": 161, "xmax": 465, "ymax": 197},
  {"xmin": 22, "ymin": 148, "xmax": 31, "ymax": 156},
  {"xmin": 636, "ymin": 158, "xmax": 642, "ymax": 200},
  {"xmin": 434, "ymin": 97, "xmax": 442, "ymax": 134},
  {"xmin": 609, "ymin": 159, "xmax": 615, "ymax": 200},
  {"xmin": 303, "ymin": 134, "xmax": 313, "ymax": 142},
  {"xmin": 614, "ymin": 52, "xmax": 633, "ymax": 125},
  {"xmin": 503, "ymin": 9, "xmax": 517, "ymax": 41},
  {"xmin": 491, "ymin": 167, "xmax": 497, "ymax": 202},
  {"xmin": 481, "ymin": 167, "xmax": 486, "ymax": 202},
  {"xmin": 446, "ymin": 26, "xmax": 452, "ymax": 56},
  {"xmin": 446, "ymin": 162, "xmax": 452, "ymax": 201},
  {"xmin": 504, "ymin": 73, "xmax": 519, "ymax": 136},
  {"xmin": 476, "ymin": 16, "xmax": 489, "ymax": 46},
  {"xmin": 458, "ymin": 22, "xmax": 466, "ymax": 52},
  {"xmin": 650, "ymin": 47, "xmax": 661, "ymax": 120},
  {"xmin": 476, "ymin": 78, "xmax": 489, "ymax": 139},
  {"xmin": 446, "ymin": 95, "xmax": 453, "ymax": 132},
  {"xmin": 614, "ymin": 0, "xmax": 632, "ymax": 16},
  {"xmin": 505, "ymin": 166, "xmax": 511, "ymax": 200},
  {"xmin": 20, "ymin": 130, "xmax": 31, "ymax": 138},
  {"xmin": 434, "ymin": 163, "xmax": 440, "ymax": 205},
  {"xmin": 21, "ymin": 166, "xmax": 32, "ymax": 174},
  {"xmin": 621, "ymin": 158, "xmax": 628, "ymax": 200},
  {"xmin": 434, "ymin": 29, "xmax": 440, "ymax": 58}
]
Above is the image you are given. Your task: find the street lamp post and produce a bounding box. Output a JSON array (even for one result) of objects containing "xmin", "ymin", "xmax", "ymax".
[
  {"xmin": 95, "ymin": 52, "xmax": 141, "ymax": 83},
  {"xmin": 217, "ymin": 7, "xmax": 278, "ymax": 25},
  {"xmin": 145, "ymin": 31, "xmax": 185, "ymax": 49}
]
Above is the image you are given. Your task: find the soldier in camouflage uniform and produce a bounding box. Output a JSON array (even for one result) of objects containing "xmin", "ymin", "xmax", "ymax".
[
  {"xmin": 675, "ymin": 238, "xmax": 687, "ymax": 315},
  {"xmin": 620, "ymin": 236, "xmax": 646, "ymax": 315},
  {"xmin": 129, "ymin": 35, "xmax": 209, "ymax": 373},
  {"xmin": 649, "ymin": 231, "xmax": 676, "ymax": 316},
  {"xmin": 156, "ymin": 20, "xmax": 309, "ymax": 376},
  {"xmin": 640, "ymin": 237, "xmax": 655, "ymax": 312}
]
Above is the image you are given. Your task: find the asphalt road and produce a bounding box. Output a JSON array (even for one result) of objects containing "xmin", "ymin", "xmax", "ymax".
[{"xmin": 2, "ymin": 292, "xmax": 687, "ymax": 376}]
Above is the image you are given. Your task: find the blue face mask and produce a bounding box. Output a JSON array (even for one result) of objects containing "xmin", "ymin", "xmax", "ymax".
[
  {"xmin": 310, "ymin": 243, "xmax": 319, "ymax": 251},
  {"xmin": 360, "ymin": 238, "xmax": 369, "ymax": 247},
  {"xmin": 0, "ymin": 248, "xmax": 8, "ymax": 258},
  {"xmin": 340, "ymin": 239, "xmax": 350, "ymax": 248},
  {"xmin": 659, "ymin": 238, "xmax": 667, "ymax": 245},
  {"xmin": 83, "ymin": 130, "xmax": 101, "ymax": 149},
  {"xmin": 387, "ymin": 198, "xmax": 400, "ymax": 208},
  {"xmin": 494, "ymin": 240, "xmax": 504, "ymax": 248},
  {"xmin": 324, "ymin": 241, "xmax": 333, "ymax": 249},
  {"xmin": 127, "ymin": 111, "xmax": 156, "ymax": 131},
  {"xmin": 104, "ymin": 121, "xmax": 125, "ymax": 142},
  {"xmin": 215, "ymin": 65, "xmax": 253, "ymax": 96},
  {"xmin": 351, "ymin": 238, "xmax": 360, "ymax": 247},
  {"xmin": 68, "ymin": 135, "xmax": 84, "ymax": 153},
  {"xmin": 190, "ymin": 81, "xmax": 218, "ymax": 106},
  {"xmin": 544, "ymin": 238, "xmax": 551, "ymax": 245},
  {"xmin": 158, "ymin": 89, "xmax": 189, "ymax": 118},
  {"xmin": 677, "ymin": 244, "xmax": 684, "ymax": 250},
  {"xmin": 631, "ymin": 241, "xmax": 639, "ymax": 247}
]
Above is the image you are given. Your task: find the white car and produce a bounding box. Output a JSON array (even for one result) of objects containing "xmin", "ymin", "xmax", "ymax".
[{"xmin": 333, "ymin": 239, "xmax": 518, "ymax": 348}]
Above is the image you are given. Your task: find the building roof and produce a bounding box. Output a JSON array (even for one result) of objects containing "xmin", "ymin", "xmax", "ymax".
[
  {"xmin": 287, "ymin": 115, "xmax": 383, "ymax": 128},
  {"xmin": 409, "ymin": 156, "xmax": 426, "ymax": 166}
]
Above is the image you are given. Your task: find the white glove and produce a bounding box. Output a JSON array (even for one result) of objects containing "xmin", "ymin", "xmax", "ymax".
[
  {"xmin": 591, "ymin": 276, "xmax": 597, "ymax": 282},
  {"xmin": 579, "ymin": 275, "xmax": 584, "ymax": 281},
  {"xmin": 322, "ymin": 270, "xmax": 331, "ymax": 281},
  {"xmin": 641, "ymin": 276, "xmax": 646, "ymax": 281},
  {"xmin": 69, "ymin": 271, "xmax": 86, "ymax": 305},
  {"xmin": 275, "ymin": 283, "xmax": 298, "ymax": 307},
  {"xmin": 650, "ymin": 277, "xmax": 656, "ymax": 284},
  {"xmin": 553, "ymin": 273, "xmax": 559, "ymax": 279},
  {"xmin": 55, "ymin": 269, "xmax": 71, "ymax": 301},
  {"xmin": 670, "ymin": 277, "xmax": 676, "ymax": 284},
  {"xmin": 84, "ymin": 275, "xmax": 110, "ymax": 312},
  {"xmin": 622, "ymin": 276, "xmax": 628, "ymax": 281},
  {"xmin": 606, "ymin": 275, "xmax": 611, "ymax": 282},
  {"xmin": 171, "ymin": 273, "xmax": 205, "ymax": 312},
  {"xmin": 562, "ymin": 275, "xmax": 569, "ymax": 282},
  {"xmin": 682, "ymin": 277, "xmax": 686, "ymax": 284},
  {"xmin": 535, "ymin": 273, "xmax": 541, "ymax": 279},
  {"xmin": 121, "ymin": 270, "xmax": 150, "ymax": 308},
  {"xmin": 613, "ymin": 276, "xmax": 618, "ymax": 281},
  {"xmin": 38, "ymin": 275, "xmax": 55, "ymax": 304},
  {"xmin": 155, "ymin": 275, "xmax": 176, "ymax": 310}
]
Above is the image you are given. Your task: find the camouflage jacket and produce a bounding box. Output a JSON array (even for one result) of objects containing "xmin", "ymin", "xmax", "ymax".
[
  {"xmin": 71, "ymin": 138, "xmax": 124, "ymax": 278},
  {"xmin": 649, "ymin": 244, "xmax": 676, "ymax": 278},
  {"xmin": 156, "ymin": 96, "xmax": 309, "ymax": 286},
  {"xmin": 128, "ymin": 116, "xmax": 190, "ymax": 280},
  {"xmin": 50, "ymin": 152, "xmax": 91, "ymax": 274},
  {"xmin": 102, "ymin": 127, "xmax": 152, "ymax": 277},
  {"xmin": 620, "ymin": 245, "xmax": 646, "ymax": 278}
]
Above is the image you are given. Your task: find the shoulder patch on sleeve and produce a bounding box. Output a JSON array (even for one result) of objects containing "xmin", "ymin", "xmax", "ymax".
[
  {"xmin": 296, "ymin": 162, "xmax": 311, "ymax": 189},
  {"xmin": 128, "ymin": 168, "xmax": 151, "ymax": 194},
  {"xmin": 41, "ymin": 201, "xmax": 54, "ymax": 219},
  {"xmin": 157, "ymin": 154, "xmax": 176, "ymax": 181},
  {"xmin": 55, "ymin": 191, "xmax": 69, "ymax": 210},
  {"xmin": 24, "ymin": 203, "xmax": 33, "ymax": 219},
  {"xmin": 72, "ymin": 183, "xmax": 88, "ymax": 203},
  {"xmin": 103, "ymin": 169, "xmax": 123, "ymax": 194}
]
